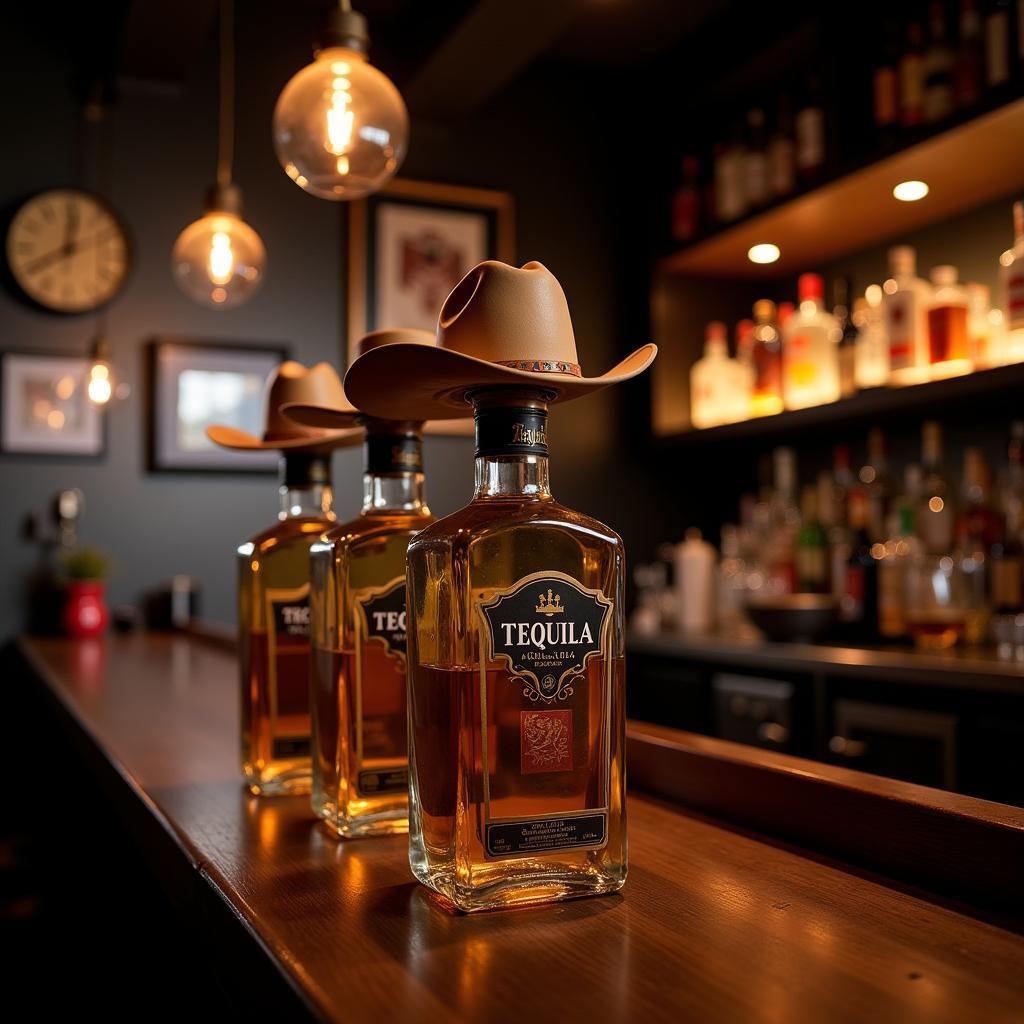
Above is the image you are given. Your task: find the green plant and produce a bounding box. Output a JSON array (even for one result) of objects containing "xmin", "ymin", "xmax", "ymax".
[{"xmin": 61, "ymin": 546, "xmax": 112, "ymax": 581}]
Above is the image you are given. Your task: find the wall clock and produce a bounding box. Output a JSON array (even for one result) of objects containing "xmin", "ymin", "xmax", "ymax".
[{"xmin": 6, "ymin": 188, "xmax": 130, "ymax": 314}]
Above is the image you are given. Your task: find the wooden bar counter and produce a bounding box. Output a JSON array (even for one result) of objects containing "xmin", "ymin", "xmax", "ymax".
[{"xmin": 11, "ymin": 632, "xmax": 1024, "ymax": 1023}]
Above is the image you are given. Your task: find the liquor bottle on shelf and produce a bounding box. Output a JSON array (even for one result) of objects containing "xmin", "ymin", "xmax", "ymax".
[
  {"xmin": 919, "ymin": 420, "xmax": 957, "ymax": 554},
  {"xmin": 744, "ymin": 108, "xmax": 769, "ymax": 210},
  {"xmin": 957, "ymin": 448, "xmax": 998, "ymax": 644},
  {"xmin": 342, "ymin": 259, "xmax": 656, "ymax": 912},
  {"xmin": 853, "ymin": 293, "xmax": 890, "ymax": 388},
  {"xmin": 782, "ymin": 272, "xmax": 840, "ymax": 410},
  {"xmin": 207, "ymin": 362, "xmax": 358, "ymax": 797},
  {"xmin": 768, "ymin": 446, "xmax": 799, "ymax": 594},
  {"xmin": 878, "ymin": 500, "xmax": 918, "ymax": 640},
  {"xmin": 993, "ymin": 422, "xmax": 1024, "ymax": 615},
  {"xmin": 841, "ymin": 489, "xmax": 880, "ymax": 640},
  {"xmin": 924, "ymin": 1, "xmax": 956, "ymax": 121},
  {"xmin": 768, "ymin": 95, "xmax": 796, "ymax": 199},
  {"xmin": 675, "ymin": 528, "xmax": 717, "ymax": 634},
  {"xmin": 796, "ymin": 485, "xmax": 829, "ymax": 593},
  {"xmin": 829, "ymin": 445, "xmax": 857, "ymax": 602},
  {"xmin": 1001, "ymin": 199, "xmax": 1024, "ymax": 357},
  {"xmin": 966, "ymin": 282, "xmax": 1002, "ymax": 368},
  {"xmin": 985, "ymin": 0, "xmax": 1012, "ymax": 86},
  {"xmin": 860, "ymin": 427, "xmax": 894, "ymax": 543},
  {"xmin": 671, "ymin": 155, "xmax": 701, "ymax": 243},
  {"xmin": 714, "ymin": 126, "xmax": 747, "ymax": 223},
  {"xmin": 927, "ymin": 265, "xmax": 973, "ymax": 378},
  {"xmin": 777, "ymin": 300, "xmax": 795, "ymax": 329},
  {"xmin": 833, "ymin": 276, "xmax": 858, "ymax": 399},
  {"xmin": 750, "ymin": 299, "xmax": 784, "ymax": 417},
  {"xmin": 884, "ymin": 245, "xmax": 932, "ymax": 385},
  {"xmin": 690, "ymin": 321, "xmax": 748, "ymax": 428},
  {"xmin": 795, "ymin": 74, "xmax": 826, "ymax": 183},
  {"xmin": 286, "ymin": 331, "xmax": 438, "ymax": 838},
  {"xmin": 900, "ymin": 21, "xmax": 927, "ymax": 126},
  {"xmin": 873, "ymin": 21, "xmax": 901, "ymax": 144},
  {"xmin": 955, "ymin": 0, "xmax": 985, "ymax": 107}
]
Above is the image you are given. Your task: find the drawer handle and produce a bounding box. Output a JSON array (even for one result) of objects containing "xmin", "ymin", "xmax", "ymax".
[
  {"xmin": 829, "ymin": 736, "xmax": 867, "ymax": 758},
  {"xmin": 757, "ymin": 722, "xmax": 790, "ymax": 746}
]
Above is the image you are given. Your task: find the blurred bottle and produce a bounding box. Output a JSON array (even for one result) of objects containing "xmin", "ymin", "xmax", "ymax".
[
  {"xmin": 993, "ymin": 421, "xmax": 1024, "ymax": 614},
  {"xmin": 750, "ymin": 299, "xmax": 784, "ymax": 417},
  {"xmin": 769, "ymin": 447, "xmax": 799, "ymax": 594},
  {"xmin": 853, "ymin": 292, "xmax": 890, "ymax": 388},
  {"xmin": 842, "ymin": 489, "xmax": 880, "ymax": 640},
  {"xmin": 675, "ymin": 528, "xmax": 717, "ymax": 634},
  {"xmin": 924, "ymin": 1, "xmax": 956, "ymax": 121},
  {"xmin": 717, "ymin": 524, "xmax": 750, "ymax": 633},
  {"xmin": 768, "ymin": 95, "xmax": 796, "ymax": 199},
  {"xmin": 782, "ymin": 273, "xmax": 841, "ymax": 409},
  {"xmin": 873, "ymin": 20, "xmax": 901, "ymax": 144},
  {"xmin": 671, "ymin": 155, "xmax": 702, "ymax": 243},
  {"xmin": 966, "ymin": 282, "xmax": 1002, "ymax": 368},
  {"xmin": 954, "ymin": 0, "xmax": 984, "ymax": 107},
  {"xmin": 1000, "ymin": 199, "xmax": 1024, "ymax": 358},
  {"xmin": 795, "ymin": 73, "xmax": 826, "ymax": 183},
  {"xmin": 691, "ymin": 321, "xmax": 747, "ymax": 428},
  {"xmin": 860, "ymin": 428, "xmax": 894, "ymax": 543},
  {"xmin": 985, "ymin": 0, "xmax": 1011, "ymax": 87},
  {"xmin": 796, "ymin": 485, "xmax": 829, "ymax": 593},
  {"xmin": 714, "ymin": 125, "xmax": 747, "ymax": 223},
  {"xmin": 885, "ymin": 245, "xmax": 932, "ymax": 385},
  {"xmin": 927, "ymin": 265, "xmax": 973, "ymax": 378},
  {"xmin": 919, "ymin": 421, "xmax": 957, "ymax": 554},
  {"xmin": 833, "ymin": 276, "xmax": 859, "ymax": 399},
  {"xmin": 744, "ymin": 108, "xmax": 769, "ymax": 210},
  {"xmin": 900, "ymin": 21, "xmax": 927, "ymax": 126},
  {"xmin": 957, "ymin": 448, "xmax": 998, "ymax": 644},
  {"xmin": 878, "ymin": 499, "xmax": 919, "ymax": 640},
  {"xmin": 829, "ymin": 445, "xmax": 857, "ymax": 604}
]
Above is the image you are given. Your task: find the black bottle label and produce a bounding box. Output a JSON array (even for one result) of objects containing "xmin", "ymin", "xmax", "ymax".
[
  {"xmin": 474, "ymin": 406, "xmax": 549, "ymax": 457},
  {"xmin": 479, "ymin": 572, "xmax": 612, "ymax": 703},
  {"xmin": 270, "ymin": 594, "xmax": 311, "ymax": 639},
  {"xmin": 355, "ymin": 577, "xmax": 408, "ymax": 663},
  {"xmin": 365, "ymin": 434, "xmax": 423, "ymax": 475}
]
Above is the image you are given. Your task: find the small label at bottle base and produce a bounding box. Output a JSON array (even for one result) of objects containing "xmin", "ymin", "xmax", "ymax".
[
  {"xmin": 486, "ymin": 813, "xmax": 607, "ymax": 857},
  {"xmin": 358, "ymin": 768, "xmax": 408, "ymax": 794}
]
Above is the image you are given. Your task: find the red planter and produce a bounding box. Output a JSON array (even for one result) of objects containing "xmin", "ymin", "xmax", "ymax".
[{"xmin": 63, "ymin": 581, "xmax": 109, "ymax": 638}]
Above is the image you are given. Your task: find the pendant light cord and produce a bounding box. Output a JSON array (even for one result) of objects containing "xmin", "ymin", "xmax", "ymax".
[{"xmin": 217, "ymin": 0, "xmax": 234, "ymax": 188}]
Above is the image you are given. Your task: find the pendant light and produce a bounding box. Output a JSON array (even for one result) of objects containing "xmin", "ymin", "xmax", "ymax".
[
  {"xmin": 272, "ymin": 0, "xmax": 408, "ymax": 201},
  {"xmin": 172, "ymin": 0, "xmax": 266, "ymax": 307}
]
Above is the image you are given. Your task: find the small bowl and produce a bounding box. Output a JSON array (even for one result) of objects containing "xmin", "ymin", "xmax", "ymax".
[{"xmin": 745, "ymin": 594, "xmax": 840, "ymax": 643}]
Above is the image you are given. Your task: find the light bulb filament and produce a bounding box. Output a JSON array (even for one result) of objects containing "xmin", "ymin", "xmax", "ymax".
[
  {"xmin": 326, "ymin": 78, "xmax": 354, "ymax": 156},
  {"xmin": 208, "ymin": 231, "xmax": 235, "ymax": 285}
]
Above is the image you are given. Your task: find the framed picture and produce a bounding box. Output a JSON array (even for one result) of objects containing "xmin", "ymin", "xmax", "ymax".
[
  {"xmin": 147, "ymin": 339, "xmax": 287, "ymax": 473},
  {"xmin": 0, "ymin": 351, "xmax": 105, "ymax": 457}
]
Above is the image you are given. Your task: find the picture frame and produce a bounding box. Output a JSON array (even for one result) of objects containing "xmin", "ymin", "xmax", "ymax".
[
  {"xmin": 346, "ymin": 178, "xmax": 515, "ymax": 436},
  {"xmin": 0, "ymin": 350, "xmax": 105, "ymax": 457},
  {"xmin": 147, "ymin": 338, "xmax": 287, "ymax": 473}
]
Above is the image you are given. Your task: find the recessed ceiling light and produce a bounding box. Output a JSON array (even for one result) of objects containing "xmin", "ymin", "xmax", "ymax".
[
  {"xmin": 893, "ymin": 180, "xmax": 929, "ymax": 202},
  {"xmin": 748, "ymin": 243, "xmax": 780, "ymax": 264}
]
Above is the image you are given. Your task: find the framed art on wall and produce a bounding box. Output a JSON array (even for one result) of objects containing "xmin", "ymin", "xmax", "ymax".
[
  {"xmin": 0, "ymin": 351, "xmax": 105, "ymax": 456},
  {"xmin": 147, "ymin": 339, "xmax": 287, "ymax": 472}
]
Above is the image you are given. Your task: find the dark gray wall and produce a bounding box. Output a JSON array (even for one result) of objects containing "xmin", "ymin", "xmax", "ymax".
[{"xmin": 0, "ymin": 9, "xmax": 640, "ymax": 636}]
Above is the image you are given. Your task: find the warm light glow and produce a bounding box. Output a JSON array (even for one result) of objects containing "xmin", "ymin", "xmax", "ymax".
[
  {"xmin": 747, "ymin": 243, "xmax": 781, "ymax": 265},
  {"xmin": 46, "ymin": 409, "xmax": 65, "ymax": 429},
  {"xmin": 326, "ymin": 77, "xmax": 355, "ymax": 156},
  {"xmin": 87, "ymin": 375, "xmax": 113, "ymax": 404},
  {"xmin": 883, "ymin": 277, "xmax": 898, "ymax": 295},
  {"xmin": 55, "ymin": 375, "xmax": 76, "ymax": 400},
  {"xmin": 865, "ymin": 284, "xmax": 883, "ymax": 306},
  {"xmin": 90, "ymin": 363, "xmax": 109, "ymax": 380},
  {"xmin": 928, "ymin": 496, "xmax": 945, "ymax": 513},
  {"xmin": 208, "ymin": 231, "xmax": 235, "ymax": 285},
  {"xmin": 893, "ymin": 180, "xmax": 929, "ymax": 202},
  {"xmin": 1000, "ymin": 249, "xmax": 1016, "ymax": 268},
  {"xmin": 33, "ymin": 399, "xmax": 50, "ymax": 418}
]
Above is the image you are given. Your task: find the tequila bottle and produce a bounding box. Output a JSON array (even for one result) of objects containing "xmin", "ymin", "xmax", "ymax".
[
  {"xmin": 238, "ymin": 453, "xmax": 335, "ymax": 796},
  {"xmin": 406, "ymin": 390, "xmax": 626, "ymax": 912},
  {"xmin": 310, "ymin": 423, "xmax": 433, "ymax": 837}
]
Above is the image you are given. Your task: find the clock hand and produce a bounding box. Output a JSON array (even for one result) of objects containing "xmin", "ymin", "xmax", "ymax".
[
  {"xmin": 22, "ymin": 227, "xmax": 120, "ymax": 275},
  {"xmin": 64, "ymin": 200, "xmax": 79, "ymax": 247}
]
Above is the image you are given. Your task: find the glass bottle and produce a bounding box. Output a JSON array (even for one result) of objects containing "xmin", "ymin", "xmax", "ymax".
[
  {"xmin": 768, "ymin": 95, "xmax": 796, "ymax": 199},
  {"xmin": 993, "ymin": 422, "xmax": 1024, "ymax": 615},
  {"xmin": 957, "ymin": 447, "xmax": 998, "ymax": 644},
  {"xmin": 900, "ymin": 21, "xmax": 926, "ymax": 126},
  {"xmin": 924, "ymin": 1, "xmax": 956, "ymax": 121},
  {"xmin": 966, "ymin": 282, "xmax": 998, "ymax": 368},
  {"xmin": 691, "ymin": 321, "xmax": 748, "ymax": 427},
  {"xmin": 842, "ymin": 489, "xmax": 880, "ymax": 641},
  {"xmin": 750, "ymin": 299, "xmax": 784, "ymax": 417},
  {"xmin": 985, "ymin": 0, "xmax": 1011, "ymax": 87},
  {"xmin": 406, "ymin": 389, "xmax": 627, "ymax": 912},
  {"xmin": 795, "ymin": 73, "xmax": 825, "ymax": 183},
  {"xmin": 310, "ymin": 421, "xmax": 434, "ymax": 837},
  {"xmin": 955, "ymin": 0, "xmax": 984, "ymax": 108},
  {"xmin": 884, "ymin": 245, "xmax": 932, "ymax": 385},
  {"xmin": 919, "ymin": 421, "xmax": 956, "ymax": 554},
  {"xmin": 1001, "ymin": 199, "xmax": 1024, "ymax": 352},
  {"xmin": 796, "ymin": 485, "xmax": 829, "ymax": 593},
  {"xmin": 878, "ymin": 502, "xmax": 918, "ymax": 640},
  {"xmin": 670, "ymin": 155, "xmax": 701, "ymax": 243},
  {"xmin": 833, "ymin": 276, "xmax": 858, "ymax": 399},
  {"xmin": 853, "ymin": 293, "xmax": 889, "ymax": 388},
  {"xmin": 743, "ymin": 108, "xmax": 769, "ymax": 210},
  {"xmin": 927, "ymin": 265, "xmax": 972, "ymax": 379},
  {"xmin": 239, "ymin": 453, "xmax": 336, "ymax": 796},
  {"xmin": 860, "ymin": 427, "xmax": 894, "ymax": 543},
  {"xmin": 782, "ymin": 272, "xmax": 841, "ymax": 410}
]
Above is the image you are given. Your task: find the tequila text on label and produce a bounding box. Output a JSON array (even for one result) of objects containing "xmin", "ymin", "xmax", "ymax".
[{"xmin": 500, "ymin": 620, "xmax": 594, "ymax": 649}]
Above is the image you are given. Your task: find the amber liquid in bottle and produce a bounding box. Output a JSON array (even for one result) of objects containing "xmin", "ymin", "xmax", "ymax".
[
  {"xmin": 310, "ymin": 425, "xmax": 433, "ymax": 837},
  {"xmin": 238, "ymin": 453, "xmax": 335, "ymax": 796},
  {"xmin": 406, "ymin": 391, "xmax": 627, "ymax": 912}
]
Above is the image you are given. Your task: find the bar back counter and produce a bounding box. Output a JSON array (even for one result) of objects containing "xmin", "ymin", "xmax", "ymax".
[{"xmin": 8, "ymin": 629, "xmax": 1024, "ymax": 1022}]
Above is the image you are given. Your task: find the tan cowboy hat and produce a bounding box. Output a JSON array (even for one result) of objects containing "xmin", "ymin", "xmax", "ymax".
[
  {"xmin": 342, "ymin": 260, "xmax": 657, "ymax": 421},
  {"xmin": 206, "ymin": 360, "xmax": 360, "ymax": 451},
  {"xmin": 282, "ymin": 328, "xmax": 437, "ymax": 429}
]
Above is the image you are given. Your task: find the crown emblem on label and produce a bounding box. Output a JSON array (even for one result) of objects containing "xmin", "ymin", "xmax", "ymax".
[{"xmin": 535, "ymin": 589, "xmax": 564, "ymax": 614}]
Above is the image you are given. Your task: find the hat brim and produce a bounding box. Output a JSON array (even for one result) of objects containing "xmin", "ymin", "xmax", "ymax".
[
  {"xmin": 205, "ymin": 424, "xmax": 361, "ymax": 451},
  {"xmin": 344, "ymin": 342, "xmax": 658, "ymax": 421},
  {"xmin": 280, "ymin": 402, "xmax": 362, "ymax": 431}
]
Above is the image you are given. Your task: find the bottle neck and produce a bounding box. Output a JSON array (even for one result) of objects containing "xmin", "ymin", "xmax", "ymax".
[
  {"xmin": 361, "ymin": 423, "xmax": 427, "ymax": 513},
  {"xmin": 471, "ymin": 389, "xmax": 553, "ymax": 499},
  {"xmin": 278, "ymin": 454, "xmax": 334, "ymax": 520}
]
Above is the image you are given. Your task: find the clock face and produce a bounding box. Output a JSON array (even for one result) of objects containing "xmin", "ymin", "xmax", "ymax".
[{"xmin": 6, "ymin": 188, "xmax": 130, "ymax": 314}]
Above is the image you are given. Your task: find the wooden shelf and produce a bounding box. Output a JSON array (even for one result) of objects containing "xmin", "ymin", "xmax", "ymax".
[
  {"xmin": 659, "ymin": 361, "xmax": 1024, "ymax": 446},
  {"xmin": 659, "ymin": 96, "xmax": 1024, "ymax": 279}
]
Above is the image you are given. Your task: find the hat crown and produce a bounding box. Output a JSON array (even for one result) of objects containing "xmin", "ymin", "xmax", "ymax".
[
  {"xmin": 437, "ymin": 261, "xmax": 580, "ymax": 369},
  {"xmin": 264, "ymin": 361, "xmax": 346, "ymax": 440}
]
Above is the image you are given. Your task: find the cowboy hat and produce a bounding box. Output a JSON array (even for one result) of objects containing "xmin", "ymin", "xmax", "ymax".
[
  {"xmin": 342, "ymin": 260, "xmax": 657, "ymax": 421},
  {"xmin": 281, "ymin": 327, "xmax": 437, "ymax": 430},
  {"xmin": 206, "ymin": 360, "xmax": 360, "ymax": 451}
]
